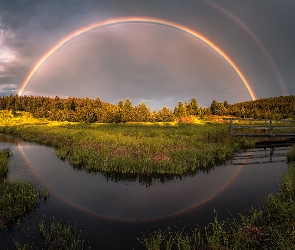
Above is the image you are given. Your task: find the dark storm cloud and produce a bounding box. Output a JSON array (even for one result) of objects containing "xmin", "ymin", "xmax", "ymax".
[
  {"xmin": 0, "ymin": 0, "xmax": 97, "ymax": 96},
  {"xmin": 1, "ymin": 0, "xmax": 295, "ymax": 109}
]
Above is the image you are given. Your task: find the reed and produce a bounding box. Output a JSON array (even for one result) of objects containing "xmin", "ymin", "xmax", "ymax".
[
  {"xmin": 13, "ymin": 217, "xmax": 90, "ymax": 250},
  {"xmin": 39, "ymin": 217, "xmax": 89, "ymax": 250}
]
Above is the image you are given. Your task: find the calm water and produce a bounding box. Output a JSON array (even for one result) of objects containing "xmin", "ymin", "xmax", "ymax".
[{"xmin": 0, "ymin": 136, "xmax": 289, "ymax": 249}]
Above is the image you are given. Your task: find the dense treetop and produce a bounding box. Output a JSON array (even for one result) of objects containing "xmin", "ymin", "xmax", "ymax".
[{"xmin": 0, "ymin": 94, "xmax": 294, "ymax": 123}]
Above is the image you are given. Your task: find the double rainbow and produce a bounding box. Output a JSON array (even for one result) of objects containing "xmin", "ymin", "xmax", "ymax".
[{"xmin": 18, "ymin": 16, "xmax": 256, "ymax": 100}]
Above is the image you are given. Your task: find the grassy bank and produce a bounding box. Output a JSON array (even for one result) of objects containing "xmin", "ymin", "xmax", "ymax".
[
  {"xmin": 139, "ymin": 145, "xmax": 295, "ymax": 249},
  {"xmin": 0, "ymin": 148, "xmax": 47, "ymax": 230},
  {"xmin": 0, "ymin": 111, "xmax": 253, "ymax": 176}
]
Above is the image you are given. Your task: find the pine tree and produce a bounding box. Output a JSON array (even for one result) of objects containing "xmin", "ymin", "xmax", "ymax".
[
  {"xmin": 122, "ymin": 98, "xmax": 134, "ymax": 122},
  {"xmin": 174, "ymin": 101, "xmax": 186, "ymax": 118},
  {"xmin": 157, "ymin": 107, "xmax": 175, "ymax": 122},
  {"xmin": 133, "ymin": 102, "xmax": 151, "ymax": 122},
  {"xmin": 186, "ymin": 97, "xmax": 199, "ymax": 115}
]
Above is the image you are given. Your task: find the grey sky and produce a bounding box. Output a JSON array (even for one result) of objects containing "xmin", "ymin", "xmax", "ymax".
[{"xmin": 1, "ymin": 0, "xmax": 295, "ymax": 110}]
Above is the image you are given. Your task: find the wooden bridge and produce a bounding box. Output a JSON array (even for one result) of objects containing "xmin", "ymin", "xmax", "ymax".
[{"xmin": 225, "ymin": 118, "xmax": 295, "ymax": 138}]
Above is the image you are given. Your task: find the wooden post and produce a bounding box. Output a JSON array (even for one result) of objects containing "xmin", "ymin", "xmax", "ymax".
[{"xmin": 270, "ymin": 120, "xmax": 273, "ymax": 135}]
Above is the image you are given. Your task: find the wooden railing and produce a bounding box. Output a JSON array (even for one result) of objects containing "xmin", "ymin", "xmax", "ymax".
[{"xmin": 224, "ymin": 118, "xmax": 295, "ymax": 138}]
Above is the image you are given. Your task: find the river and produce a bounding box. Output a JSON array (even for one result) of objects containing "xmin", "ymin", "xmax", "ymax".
[{"xmin": 0, "ymin": 136, "xmax": 289, "ymax": 249}]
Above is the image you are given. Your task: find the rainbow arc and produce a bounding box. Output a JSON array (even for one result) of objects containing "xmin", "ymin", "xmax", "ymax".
[{"xmin": 18, "ymin": 16, "xmax": 256, "ymax": 100}]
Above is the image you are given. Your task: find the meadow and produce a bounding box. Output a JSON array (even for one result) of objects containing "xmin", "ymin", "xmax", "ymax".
[{"xmin": 0, "ymin": 110, "xmax": 253, "ymax": 177}]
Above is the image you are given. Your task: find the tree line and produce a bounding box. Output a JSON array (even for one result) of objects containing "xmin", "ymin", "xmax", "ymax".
[
  {"xmin": 0, "ymin": 94, "xmax": 294, "ymax": 122},
  {"xmin": 208, "ymin": 95, "xmax": 295, "ymax": 119}
]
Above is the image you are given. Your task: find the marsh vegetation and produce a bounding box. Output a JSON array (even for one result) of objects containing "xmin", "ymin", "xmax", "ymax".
[{"xmin": 0, "ymin": 111, "xmax": 254, "ymax": 177}]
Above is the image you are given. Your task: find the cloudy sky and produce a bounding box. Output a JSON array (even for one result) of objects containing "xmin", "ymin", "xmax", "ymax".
[{"xmin": 1, "ymin": 0, "xmax": 295, "ymax": 110}]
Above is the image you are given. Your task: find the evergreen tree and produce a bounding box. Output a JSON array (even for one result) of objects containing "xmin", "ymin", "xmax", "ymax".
[
  {"xmin": 122, "ymin": 98, "xmax": 133, "ymax": 122},
  {"xmin": 210, "ymin": 100, "xmax": 226, "ymax": 116},
  {"xmin": 186, "ymin": 97, "xmax": 199, "ymax": 115},
  {"xmin": 223, "ymin": 100, "xmax": 229, "ymax": 109},
  {"xmin": 133, "ymin": 102, "xmax": 151, "ymax": 122},
  {"xmin": 174, "ymin": 101, "xmax": 186, "ymax": 118},
  {"xmin": 156, "ymin": 107, "xmax": 175, "ymax": 122}
]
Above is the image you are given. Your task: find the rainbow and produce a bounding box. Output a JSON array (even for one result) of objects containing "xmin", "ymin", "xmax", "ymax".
[
  {"xmin": 206, "ymin": 0, "xmax": 287, "ymax": 95},
  {"xmin": 18, "ymin": 16, "xmax": 256, "ymax": 100}
]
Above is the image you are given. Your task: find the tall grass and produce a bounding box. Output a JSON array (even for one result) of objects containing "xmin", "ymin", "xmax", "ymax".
[
  {"xmin": 13, "ymin": 217, "xmax": 90, "ymax": 250},
  {"xmin": 0, "ymin": 180, "xmax": 47, "ymax": 225},
  {"xmin": 139, "ymin": 145, "xmax": 295, "ymax": 249},
  {"xmin": 38, "ymin": 217, "xmax": 90, "ymax": 250}
]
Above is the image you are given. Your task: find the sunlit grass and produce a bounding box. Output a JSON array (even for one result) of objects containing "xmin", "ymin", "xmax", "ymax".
[{"xmin": 0, "ymin": 111, "xmax": 254, "ymax": 176}]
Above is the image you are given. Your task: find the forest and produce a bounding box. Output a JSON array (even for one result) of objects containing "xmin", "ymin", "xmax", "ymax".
[{"xmin": 0, "ymin": 94, "xmax": 294, "ymax": 123}]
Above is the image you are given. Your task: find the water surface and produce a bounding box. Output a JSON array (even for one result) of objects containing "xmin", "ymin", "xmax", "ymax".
[{"xmin": 0, "ymin": 137, "xmax": 289, "ymax": 249}]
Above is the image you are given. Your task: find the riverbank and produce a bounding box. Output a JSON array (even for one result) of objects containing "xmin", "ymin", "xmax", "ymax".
[
  {"xmin": 0, "ymin": 110, "xmax": 254, "ymax": 176},
  {"xmin": 140, "ymin": 145, "xmax": 295, "ymax": 249}
]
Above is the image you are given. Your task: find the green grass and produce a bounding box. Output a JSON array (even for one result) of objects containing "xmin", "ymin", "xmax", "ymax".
[
  {"xmin": 0, "ymin": 111, "xmax": 254, "ymax": 176},
  {"xmin": 38, "ymin": 217, "xmax": 89, "ymax": 250},
  {"xmin": 139, "ymin": 145, "xmax": 295, "ymax": 249},
  {"xmin": 0, "ymin": 180, "xmax": 47, "ymax": 227}
]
